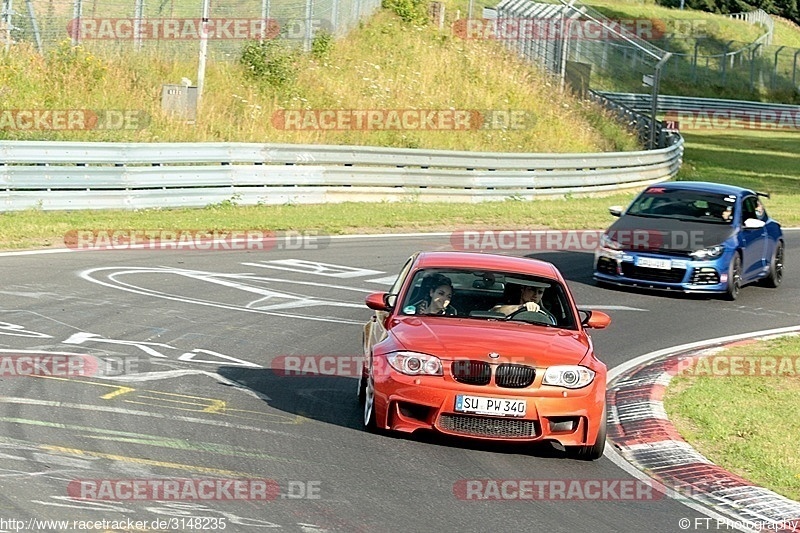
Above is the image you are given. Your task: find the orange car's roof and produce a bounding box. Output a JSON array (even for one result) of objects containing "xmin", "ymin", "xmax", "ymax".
[{"xmin": 414, "ymin": 251, "xmax": 562, "ymax": 280}]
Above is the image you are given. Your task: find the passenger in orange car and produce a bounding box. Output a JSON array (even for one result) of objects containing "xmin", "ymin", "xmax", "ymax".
[{"xmin": 413, "ymin": 274, "xmax": 457, "ymax": 316}]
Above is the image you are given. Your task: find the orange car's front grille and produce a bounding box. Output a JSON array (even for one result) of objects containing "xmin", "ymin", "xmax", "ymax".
[
  {"xmin": 451, "ymin": 360, "xmax": 491, "ymax": 385},
  {"xmin": 439, "ymin": 414, "xmax": 538, "ymax": 438},
  {"xmin": 451, "ymin": 361, "xmax": 536, "ymax": 388},
  {"xmin": 495, "ymin": 364, "xmax": 536, "ymax": 388}
]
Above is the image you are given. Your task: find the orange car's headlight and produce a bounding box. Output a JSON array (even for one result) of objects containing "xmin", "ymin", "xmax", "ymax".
[
  {"xmin": 542, "ymin": 365, "xmax": 595, "ymax": 389},
  {"xmin": 386, "ymin": 352, "xmax": 443, "ymax": 376}
]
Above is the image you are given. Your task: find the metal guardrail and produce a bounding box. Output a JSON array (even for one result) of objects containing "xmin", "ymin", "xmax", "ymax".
[
  {"xmin": 599, "ymin": 92, "xmax": 800, "ymax": 115},
  {"xmin": 0, "ymin": 139, "xmax": 683, "ymax": 211}
]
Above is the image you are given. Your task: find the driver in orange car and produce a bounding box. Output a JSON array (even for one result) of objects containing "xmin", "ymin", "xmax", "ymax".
[{"xmin": 492, "ymin": 281, "xmax": 556, "ymax": 323}]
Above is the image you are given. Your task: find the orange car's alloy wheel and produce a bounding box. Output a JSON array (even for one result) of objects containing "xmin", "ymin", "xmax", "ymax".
[{"xmin": 363, "ymin": 372, "xmax": 377, "ymax": 430}]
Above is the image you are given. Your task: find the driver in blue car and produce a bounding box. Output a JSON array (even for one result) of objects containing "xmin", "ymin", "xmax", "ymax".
[{"xmin": 491, "ymin": 281, "xmax": 556, "ymax": 323}]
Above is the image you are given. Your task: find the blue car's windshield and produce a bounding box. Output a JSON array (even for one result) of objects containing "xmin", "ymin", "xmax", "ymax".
[{"xmin": 626, "ymin": 188, "xmax": 736, "ymax": 224}]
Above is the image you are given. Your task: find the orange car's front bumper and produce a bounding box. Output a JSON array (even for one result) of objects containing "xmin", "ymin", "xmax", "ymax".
[{"xmin": 372, "ymin": 368, "xmax": 606, "ymax": 447}]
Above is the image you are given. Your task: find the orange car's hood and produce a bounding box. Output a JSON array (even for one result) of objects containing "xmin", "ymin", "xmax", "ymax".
[{"xmin": 388, "ymin": 317, "xmax": 590, "ymax": 366}]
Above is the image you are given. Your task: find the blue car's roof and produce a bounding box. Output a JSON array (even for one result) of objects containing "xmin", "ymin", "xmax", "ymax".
[{"xmin": 650, "ymin": 181, "xmax": 752, "ymax": 197}]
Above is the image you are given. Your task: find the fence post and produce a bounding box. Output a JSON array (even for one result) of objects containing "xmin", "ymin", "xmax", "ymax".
[
  {"xmin": 749, "ymin": 43, "xmax": 761, "ymax": 91},
  {"xmin": 71, "ymin": 0, "xmax": 82, "ymax": 46},
  {"xmin": 304, "ymin": 0, "xmax": 313, "ymax": 52},
  {"xmin": 2, "ymin": 0, "xmax": 12, "ymax": 52},
  {"xmin": 25, "ymin": 0, "xmax": 42, "ymax": 53},
  {"xmin": 721, "ymin": 40, "xmax": 733, "ymax": 84},
  {"xmin": 691, "ymin": 41, "xmax": 699, "ymax": 82},
  {"xmin": 330, "ymin": 0, "xmax": 338, "ymax": 35},
  {"xmin": 133, "ymin": 0, "xmax": 144, "ymax": 51},
  {"xmin": 650, "ymin": 53, "xmax": 671, "ymax": 150},
  {"xmin": 793, "ymin": 49, "xmax": 800, "ymax": 91},
  {"xmin": 196, "ymin": 0, "xmax": 210, "ymax": 109},
  {"xmin": 772, "ymin": 45, "xmax": 785, "ymax": 90},
  {"xmin": 259, "ymin": 0, "xmax": 270, "ymax": 41}
]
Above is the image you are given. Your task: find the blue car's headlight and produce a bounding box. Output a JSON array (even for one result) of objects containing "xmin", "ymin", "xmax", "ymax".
[
  {"xmin": 600, "ymin": 233, "xmax": 621, "ymax": 250},
  {"xmin": 690, "ymin": 245, "xmax": 724, "ymax": 260}
]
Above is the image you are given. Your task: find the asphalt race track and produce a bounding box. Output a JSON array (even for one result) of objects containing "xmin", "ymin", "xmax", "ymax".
[{"xmin": 0, "ymin": 231, "xmax": 798, "ymax": 533}]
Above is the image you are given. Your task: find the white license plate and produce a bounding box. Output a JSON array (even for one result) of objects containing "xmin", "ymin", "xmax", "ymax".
[
  {"xmin": 636, "ymin": 257, "xmax": 672, "ymax": 270},
  {"xmin": 455, "ymin": 395, "xmax": 526, "ymax": 417}
]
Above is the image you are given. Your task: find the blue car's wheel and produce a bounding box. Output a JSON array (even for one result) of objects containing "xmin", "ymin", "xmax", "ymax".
[
  {"xmin": 725, "ymin": 253, "xmax": 742, "ymax": 301},
  {"xmin": 762, "ymin": 241, "xmax": 784, "ymax": 288}
]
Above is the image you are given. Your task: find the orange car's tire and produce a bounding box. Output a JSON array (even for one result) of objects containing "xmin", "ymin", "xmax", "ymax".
[
  {"xmin": 567, "ymin": 406, "xmax": 606, "ymax": 461},
  {"xmin": 363, "ymin": 374, "xmax": 377, "ymax": 431}
]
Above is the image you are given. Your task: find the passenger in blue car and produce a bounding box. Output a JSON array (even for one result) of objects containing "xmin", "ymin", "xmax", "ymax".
[{"xmin": 721, "ymin": 205, "xmax": 733, "ymax": 223}]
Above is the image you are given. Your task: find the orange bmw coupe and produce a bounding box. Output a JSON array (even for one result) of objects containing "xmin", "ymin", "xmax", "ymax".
[{"xmin": 359, "ymin": 251, "xmax": 611, "ymax": 460}]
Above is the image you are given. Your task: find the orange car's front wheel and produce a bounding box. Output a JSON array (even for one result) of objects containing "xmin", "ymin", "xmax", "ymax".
[{"xmin": 566, "ymin": 405, "xmax": 607, "ymax": 461}]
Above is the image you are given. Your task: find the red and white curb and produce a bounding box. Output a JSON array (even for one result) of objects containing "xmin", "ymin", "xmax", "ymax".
[{"xmin": 605, "ymin": 326, "xmax": 800, "ymax": 532}]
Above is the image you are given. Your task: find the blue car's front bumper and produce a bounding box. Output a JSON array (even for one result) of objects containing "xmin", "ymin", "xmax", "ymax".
[{"xmin": 592, "ymin": 248, "xmax": 733, "ymax": 294}]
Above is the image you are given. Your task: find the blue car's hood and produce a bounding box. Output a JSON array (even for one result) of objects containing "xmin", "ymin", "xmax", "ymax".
[{"xmin": 607, "ymin": 215, "xmax": 736, "ymax": 252}]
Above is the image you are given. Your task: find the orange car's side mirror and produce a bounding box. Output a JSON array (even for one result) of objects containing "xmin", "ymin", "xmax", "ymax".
[
  {"xmin": 366, "ymin": 292, "xmax": 392, "ymax": 311},
  {"xmin": 580, "ymin": 310, "xmax": 611, "ymax": 329}
]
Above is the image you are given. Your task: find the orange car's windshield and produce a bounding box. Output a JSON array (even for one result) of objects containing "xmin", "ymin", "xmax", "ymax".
[{"xmin": 399, "ymin": 269, "xmax": 577, "ymax": 330}]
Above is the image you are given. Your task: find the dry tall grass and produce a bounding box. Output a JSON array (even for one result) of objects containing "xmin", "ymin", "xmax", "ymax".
[{"xmin": 1, "ymin": 10, "xmax": 640, "ymax": 152}]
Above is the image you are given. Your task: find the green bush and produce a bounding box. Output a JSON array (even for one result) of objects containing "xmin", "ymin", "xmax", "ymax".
[
  {"xmin": 240, "ymin": 40, "xmax": 297, "ymax": 88},
  {"xmin": 382, "ymin": 0, "xmax": 429, "ymax": 25},
  {"xmin": 311, "ymin": 31, "xmax": 335, "ymax": 59}
]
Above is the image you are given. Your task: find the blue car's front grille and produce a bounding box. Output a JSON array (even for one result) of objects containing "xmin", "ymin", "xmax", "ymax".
[
  {"xmin": 690, "ymin": 267, "xmax": 720, "ymax": 285},
  {"xmin": 621, "ymin": 263, "xmax": 686, "ymax": 283}
]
